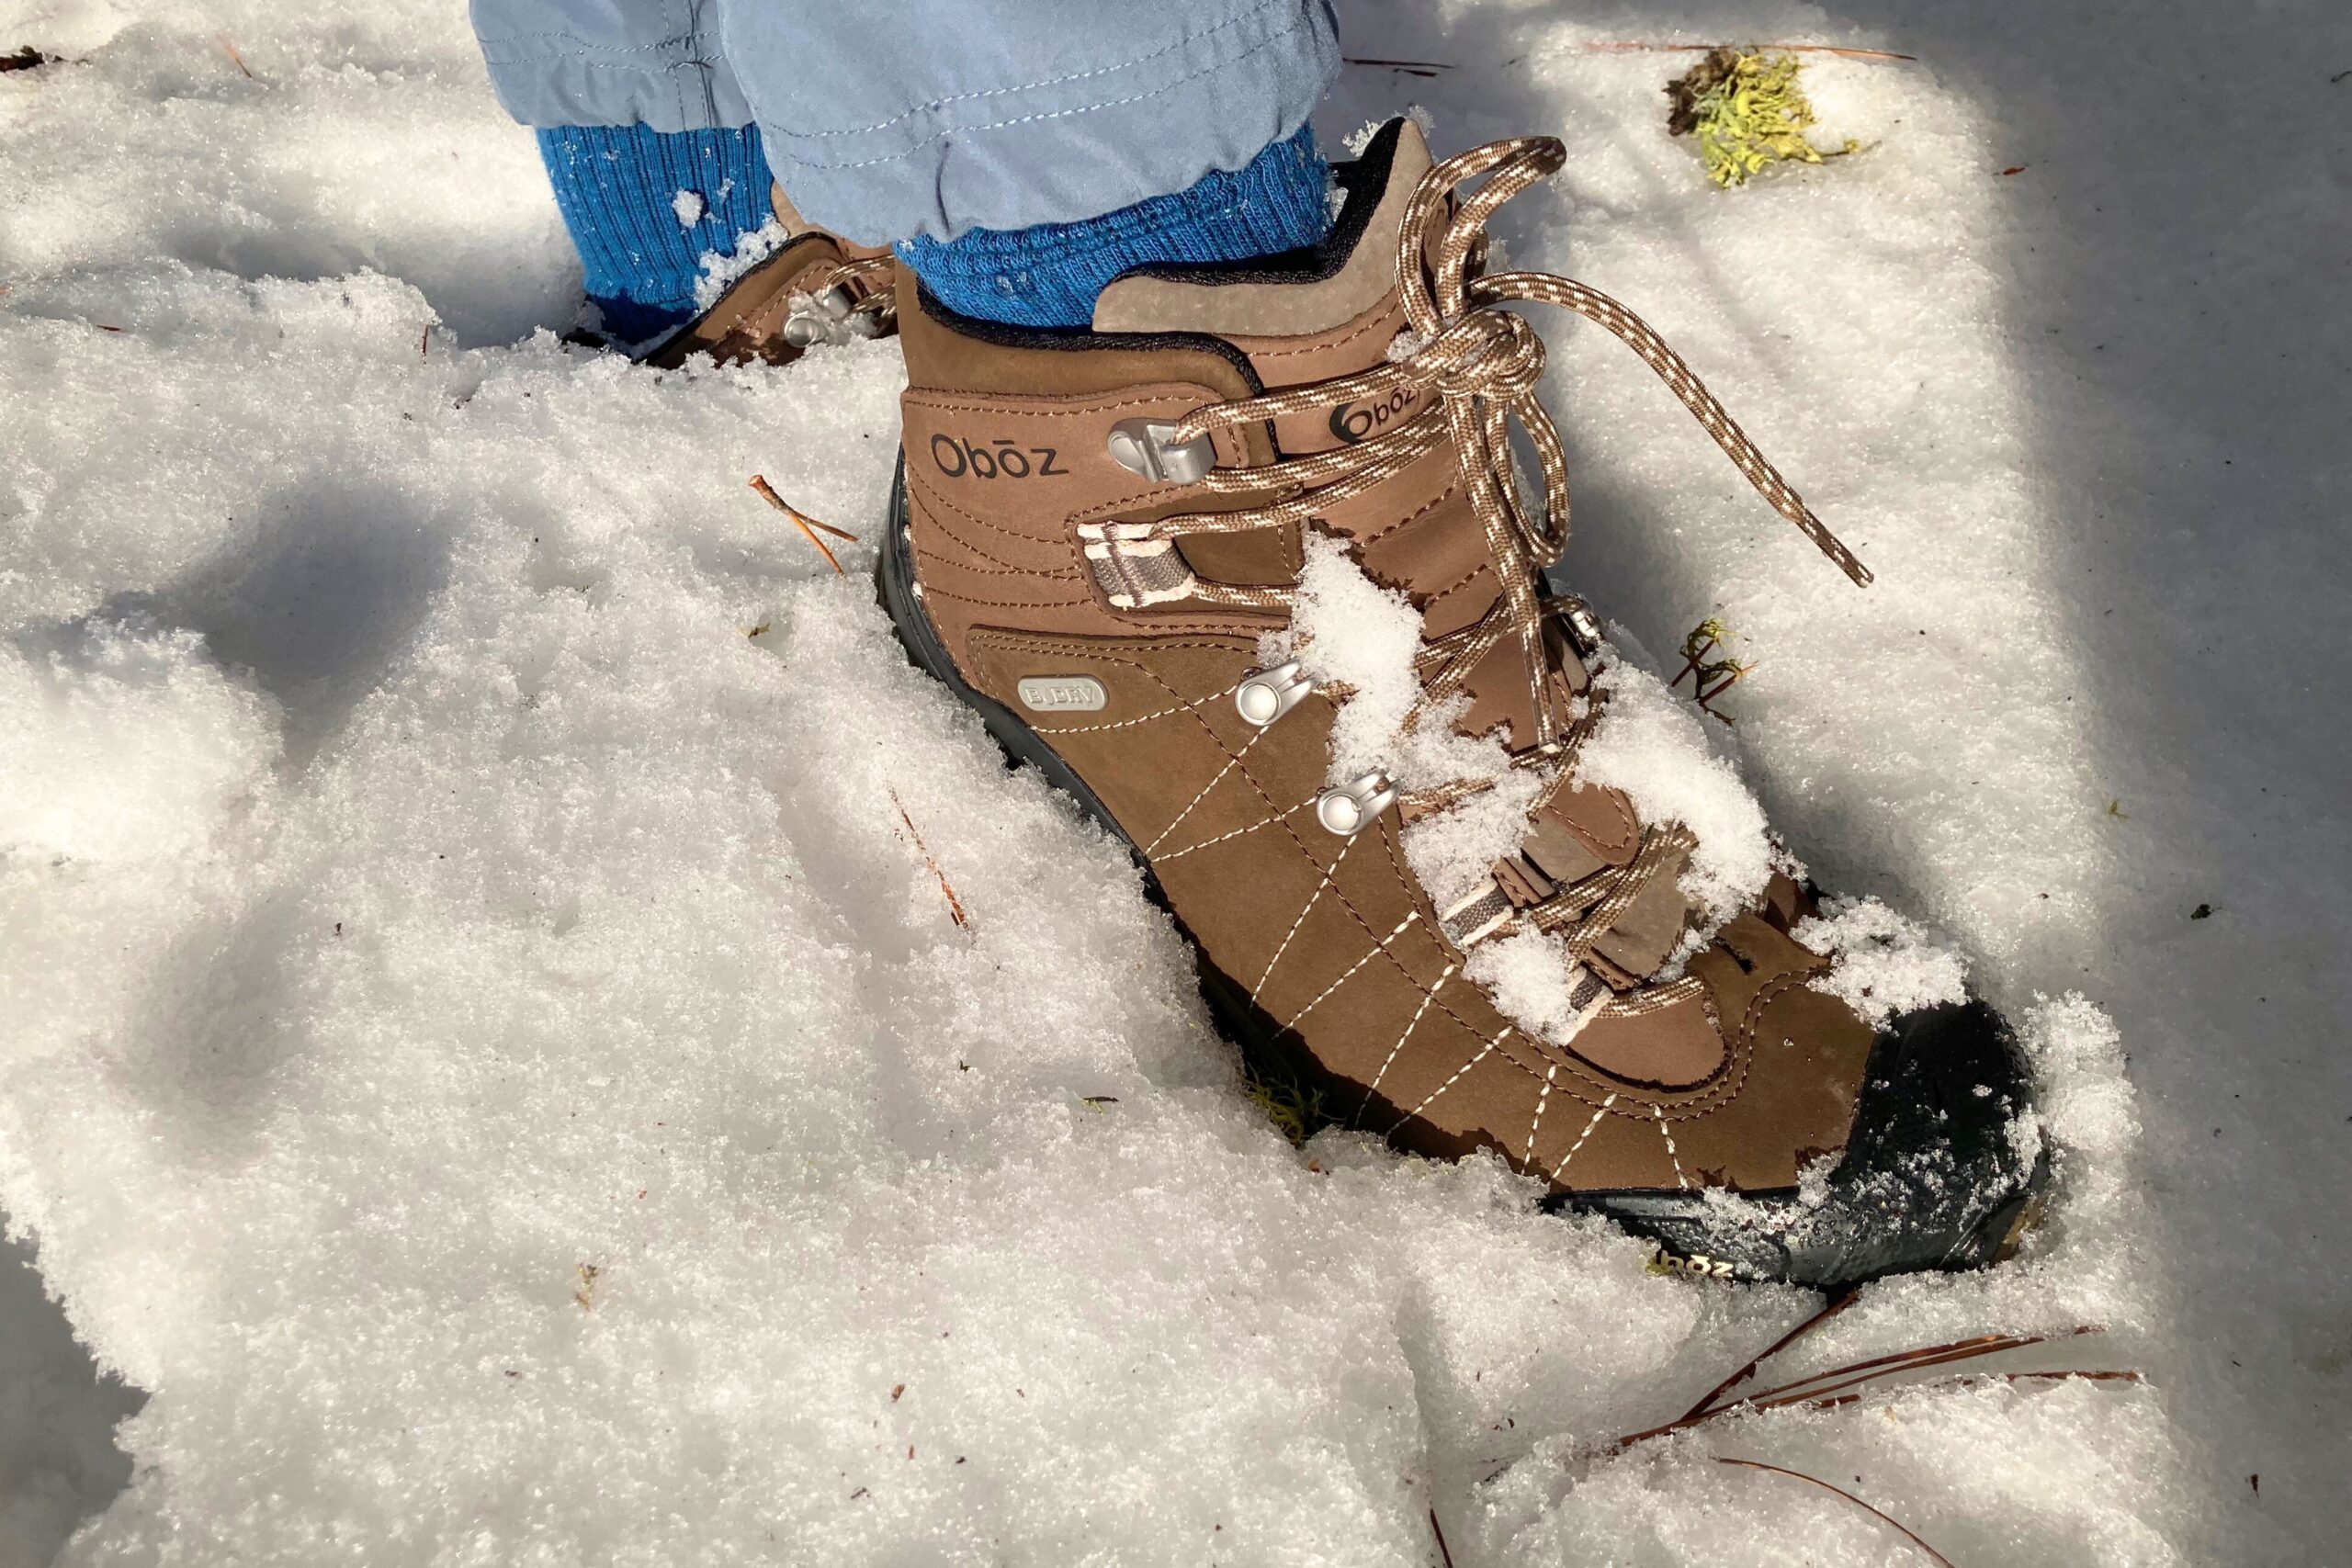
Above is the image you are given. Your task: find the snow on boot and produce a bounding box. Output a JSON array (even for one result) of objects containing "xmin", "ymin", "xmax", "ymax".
[
  {"xmin": 876, "ymin": 118, "xmax": 2047, "ymax": 1288},
  {"xmin": 635, "ymin": 186, "xmax": 897, "ymax": 369}
]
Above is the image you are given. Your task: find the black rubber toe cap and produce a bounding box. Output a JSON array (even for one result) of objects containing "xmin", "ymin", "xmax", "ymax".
[{"xmin": 1565, "ymin": 1000, "xmax": 2051, "ymax": 1290}]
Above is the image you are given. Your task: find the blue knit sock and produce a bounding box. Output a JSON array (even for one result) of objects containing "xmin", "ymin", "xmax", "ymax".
[
  {"xmin": 536, "ymin": 124, "xmax": 775, "ymax": 342},
  {"xmin": 895, "ymin": 126, "xmax": 1332, "ymax": 329}
]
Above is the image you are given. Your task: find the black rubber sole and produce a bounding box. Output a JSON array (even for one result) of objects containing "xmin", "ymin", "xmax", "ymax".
[{"xmin": 877, "ymin": 457, "xmax": 2049, "ymax": 1290}]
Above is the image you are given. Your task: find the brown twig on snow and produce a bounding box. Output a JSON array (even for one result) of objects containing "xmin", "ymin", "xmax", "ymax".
[
  {"xmin": 1725, "ymin": 1327, "xmax": 2098, "ymax": 1410},
  {"xmin": 1567, "ymin": 1295, "xmax": 2139, "ymax": 1557},
  {"xmin": 1344, "ymin": 56, "xmax": 1453, "ymax": 78},
  {"xmin": 748, "ymin": 474, "xmax": 855, "ymax": 575},
  {"xmin": 1583, "ymin": 41, "xmax": 1916, "ymax": 62},
  {"xmin": 420, "ymin": 324, "xmax": 430, "ymax": 358},
  {"xmin": 1606, "ymin": 1321, "xmax": 2122, "ymax": 1455},
  {"xmin": 889, "ymin": 788, "xmax": 969, "ymax": 931},
  {"xmin": 1678, "ymin": 1290, "xmax": 1857, "ymax": 1425},
  {"xmin": 1797, "ymin": 1368, "xmax": 2144, "ymax": 1417},
  {"xmin": 1428, "ymin": 1507, "xmax": 1456, "ymax": 1568},
  {"xmin": 217, "ymin": 37, "xmax": 255, "ymax": 79},
  {"xmin": 1626, "ymin": 1359, "xmax": 2141, "ymax": 1450},
  {"xmin": 1716, "ymin": 1459, "xmax": 1955, "ymax": 1566}
]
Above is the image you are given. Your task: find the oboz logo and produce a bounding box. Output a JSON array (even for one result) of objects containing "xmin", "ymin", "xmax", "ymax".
[
  {"xmin": 1327, "ymin": 386, "xmax": 1420, "ymax": 445},
  {"xmin": 930, "ymin": 434, "xmax": 1069, "ymax": 479},
  {"xmin": 1015, "ymin": 675, "xmax": 1107, "ymax": 713},
  {"xmin": 1647, "ymin": 1245, "xmax": 1740, "ymax": 1280}
]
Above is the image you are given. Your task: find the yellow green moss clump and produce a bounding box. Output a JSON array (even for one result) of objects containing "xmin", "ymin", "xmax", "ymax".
[
  {"xmin": 1240, "ymin": 1057, "xmax": 1329, "ymax": 1147},
  {"xmin": 1666, "ymin": 48, "xmax": 1858, "ymax": 187}
]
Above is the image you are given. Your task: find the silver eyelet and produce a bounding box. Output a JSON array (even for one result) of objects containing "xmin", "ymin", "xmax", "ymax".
[
  {"xmin": 1234, "ymin": 661, "xmax": 1312, "ymax": 728},
  {"xmin": 781, "ymin": 286, "xmax": 858, "ymax": 347},
  {"xmin": 1105, "ymin": 418, "xmax": 1215, "ymax": 485},
  {"xmin": 1316, "ymin": 773, "xmax": 1397, "ymax": 837},
  {"xmin": 1546, "ymin": 593, "xmax": 1606, "ymax": 671}
]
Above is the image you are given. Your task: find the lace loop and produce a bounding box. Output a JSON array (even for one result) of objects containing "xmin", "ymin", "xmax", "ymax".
[
  {"xmin": 805, "ymin": 254, "xmax": 900, "ymax": 325},
  {"xmin": 1116, "ymin": 136, "xmax": 1871, "ymax": 985}
]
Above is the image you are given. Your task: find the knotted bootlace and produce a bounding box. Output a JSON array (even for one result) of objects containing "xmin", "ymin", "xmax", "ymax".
[{"xmin": 1137, "ymin": 137, "xmax": 1872, "ymax": 995}]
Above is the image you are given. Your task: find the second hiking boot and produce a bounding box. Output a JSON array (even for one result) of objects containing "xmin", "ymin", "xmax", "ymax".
[
  {"xmin": 876, "ymin": 119, "xmax": 2046, "ymax": 1288},
  {"xmin": 629, "ymin": 186, "xmax": 897, "ymax": 369}
]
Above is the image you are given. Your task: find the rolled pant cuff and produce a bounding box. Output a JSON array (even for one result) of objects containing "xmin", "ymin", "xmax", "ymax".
[
  {"xmin": 747, "ymin": 1, "xmax": 1340, "ymax": 244},
  {"xmin": 474, "ymin": 2, "xmax": 754, "ymax": 132}
]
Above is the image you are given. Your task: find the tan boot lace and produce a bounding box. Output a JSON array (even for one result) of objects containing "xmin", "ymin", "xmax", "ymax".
[
  {"xmin": 1136, "ymin": 137, "xmax": 1872, "ymax": 993},
  {"xmin": 788, "ymin": 254, "xmax": 901, "ymax": 345},
  {"xmin": 814, "ymin": 252, "xmax": 901, "ymax": 316}
]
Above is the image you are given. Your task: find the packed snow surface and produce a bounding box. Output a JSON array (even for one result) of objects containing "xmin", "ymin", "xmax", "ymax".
[
  {"xmin": 6, "ymin": 0, "xmax": 2346, "ymax": 1563},
  {"xmin": 0, "ymin": 618, "xmax": 278, "ymax": 864}
]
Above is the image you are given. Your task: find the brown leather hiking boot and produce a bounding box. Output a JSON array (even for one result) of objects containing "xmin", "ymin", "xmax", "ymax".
[
  {"xmin": 624, "ymin": 186, "xmax": 896, "ymax": 368},
  {"xmin": 875, "ymin": 119, "xmax": 2046, "ymax": 1288}
]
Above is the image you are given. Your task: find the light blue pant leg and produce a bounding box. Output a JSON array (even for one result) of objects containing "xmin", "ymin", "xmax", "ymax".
[
  {"xmin": 469, "ymin": 0, "xmax": 1340, "ymax": 244},
  {"xmin": 470, "ymin": 0, "xmax": 753, "ymax": 133},
  {"xmin": 714, "ymin": 0, "xmax": 1340, "ymax": 243}
]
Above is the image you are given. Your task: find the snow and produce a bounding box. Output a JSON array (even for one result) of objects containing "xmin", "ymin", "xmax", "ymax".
[
  {"xmin": 672, "ymin": 188, "xmax": 703, "ymax": 228},
  {"xmin": 1285, "ymin": 529, "xmax": 1788, "ymax": 1021},
  {"xmin": 0, "ymin": 617, "xmax": 279, "ymax": 863},
  {"xmin": 1290, "ymin": 527, "xmax": 1427, "ymax": 781},
  {"xmin": 2, "ymin": 1, "xmax": 2345, "ymax": 1565},
  {"xmin": 0, "ymin": 1235, "xmax": 138, "ymax": 1568},
  {"xmin": 1574, "ymin": 656, "xmax": 1783, "ymax": 920},
  {"xmin": 690, "ymin": 217, "xmax": 789, "ymax": 313},
  {"xmin": 1290, "ymin": 530, "xmax": 1541, "ymax": 908},
  {"xmin": 1401, "ymin": 767, "xmax": 1550, "ymax": 912},
  {"xmin": 1792, "ymin": 896, "xmax": 1970, "ymax": 1027},
  {"xmin": 1464, "ymin": 928, "xmax": 1594, "ymax": 1043}
]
